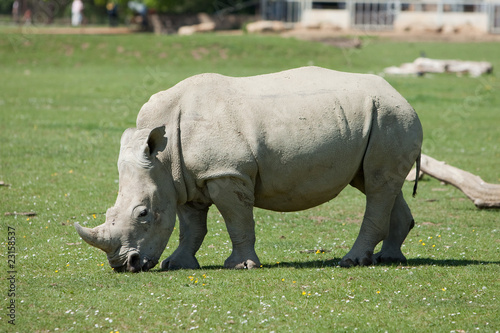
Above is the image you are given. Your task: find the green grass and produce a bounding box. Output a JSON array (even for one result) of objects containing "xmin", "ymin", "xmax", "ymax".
[{"xmin": 0, "ymin": 32, "xmax": 499, "ymax": 332}]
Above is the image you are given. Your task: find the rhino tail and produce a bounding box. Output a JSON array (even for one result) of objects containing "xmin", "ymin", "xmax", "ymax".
[{"xmin": 412, "ymin": 152, "xmax": 421, "ymax": 198}]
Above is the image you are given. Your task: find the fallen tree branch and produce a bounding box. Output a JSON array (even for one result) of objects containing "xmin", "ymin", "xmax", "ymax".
[
  {"xmin": 408, "ymin": 154, "xmax": 500, "ymax": 209},
  {"xmin": 4, "ymin": 211, "xmax": 37, "ymax": 217}
]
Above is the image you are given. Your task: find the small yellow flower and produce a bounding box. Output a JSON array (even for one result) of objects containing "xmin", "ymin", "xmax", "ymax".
[
  {"xmin": 27, "ymin": 218, "xmax": 30, "ymax": 221},
  {"xmin": 93, "ymin": 214, "xmax": 97, "ymax": 219},
  {"xmin": 419, "ymin": 239, "xmax": 423, "ymax": 243},
  {"xmin": 69, "ymin": 169, "xmax": 74, "ymax": 174},
  {"xmin": 46, "ymin": 226, "xmax": 49, "ymax": 229},
  {"xmin": 292, "ymin": 281, "xmax": 296, "ymax": 284},
  {"xmin": 202, "ymin": 274, "xmax": 207, "ymax": 279},
  {"xmin": 438, "ymin": 235, "xmax": 441, "ymax": 238},
  {"xmin": 281, "ymin": 278, "xmax": 285, "ymax": 282},
  {"xmin": 432, "ymin": 245, "xmax": 436, "ymax": 248},
  {"xmin": 195, "ymin": 279, "xmax": 198, "ymax": 283},
  {"xmin": 316, "ymin": 249, "xmax": 321, "ymax": 254},
  {"xmin": 302, "ymin": 291, "xmax": 306, "ymax": 295},
  {"xmin": 202, "ymin": 283, "xmax": 206, "ymax": 286},
  {"xmin": 442, "ymin": 287, "xmax": 447, "ymax": 291},
  {"xmin": 376, "ymin": 291, "xmax": 380, "ymax": 294},
  {"xmin": 260, "ymin": 265, "xmax": 263, "ymax": 268},
  {"xmin": 66, "ymin": 263, "xmax": 70, "ymax": 267},
  {"xmin": 422, "ymin": 243, "xmax": 426, "ymax": 246},
  {"xmin": 100, "ymin": 263, "xmax": 104, "ymax": 266},
  {"xmin": 55, "ymin": 270, "xmax": 59, "ymax": 273}
]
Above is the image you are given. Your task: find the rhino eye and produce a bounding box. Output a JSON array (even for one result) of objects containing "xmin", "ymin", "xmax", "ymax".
[{"xmin": 138, "ymin": 209, "xmax": 148, "ymax": 218}]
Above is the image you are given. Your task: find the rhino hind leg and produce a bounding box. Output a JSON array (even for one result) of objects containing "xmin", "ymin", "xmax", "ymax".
[
  {"xmin": 161, "ymin": 202, "xmax": 209, "ymax": 271},
  {"xmin": 372, "ymin": 191, "xmax": 414, "ymax": 265},
  {"xmin": 207, "ymin": 178, "xmax": 261, "ymax": 269},
  {"xmin": 340, "ymin": 191, "xmax": 398, "ymax": 267},
  {"xmin": 342, "ymin": 146, "xmax": 411, "ymax": 267}
]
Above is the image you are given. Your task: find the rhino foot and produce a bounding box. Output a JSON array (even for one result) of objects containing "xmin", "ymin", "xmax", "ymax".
[
  {"xmin": 372, "ymin": 251, "xmax": 407, "ymax": 265},
  {"xmin": 224, "ymin": 259, "xmax": 260, "ymax": 269},
  {"xmin": 339, "ymin": 250, "xmax": 373, "ymax": 268},
  {"xmin": 161, "ymin": 255, "xmax": 200, "ymax": 271}
]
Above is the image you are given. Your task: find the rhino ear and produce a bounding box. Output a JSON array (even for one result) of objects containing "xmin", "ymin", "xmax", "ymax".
[
  {"xmin": 144, "ymin": 126, "xmax": 167, "ymax": 158},
  {"xmin": 121, "ymin": 128, "xmax": 137, "ymax": 147}
]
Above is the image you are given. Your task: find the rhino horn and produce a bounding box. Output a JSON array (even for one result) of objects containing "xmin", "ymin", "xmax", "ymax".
[{"xmin": 74, "ymin": 222, "xmax": 114, "ymax": 253}]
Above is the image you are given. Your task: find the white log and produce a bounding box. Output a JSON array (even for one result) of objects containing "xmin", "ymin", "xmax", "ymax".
[{"xmin": 408, "ymin": 154, "xmax": 500, "ymax": 209}]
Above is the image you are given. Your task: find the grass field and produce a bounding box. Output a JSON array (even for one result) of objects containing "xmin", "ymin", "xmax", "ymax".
[{"xmin": 0, "ymin": 31, "xmax": 499, "ymax": 332}]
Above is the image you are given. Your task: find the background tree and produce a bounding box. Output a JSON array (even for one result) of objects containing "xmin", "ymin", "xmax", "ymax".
[
  {"xmin": 0, "ymin": 0, "xmax": 15, "ymax": 14},
  {"xmin": 91, "ymin": 0, "xmax": 255, "ymax": 14}
]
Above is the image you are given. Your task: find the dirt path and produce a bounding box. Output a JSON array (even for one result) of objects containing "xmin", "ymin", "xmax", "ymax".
[{"xmin": 4, "ymin": 26, "xmax": 134, "ymax": 35}]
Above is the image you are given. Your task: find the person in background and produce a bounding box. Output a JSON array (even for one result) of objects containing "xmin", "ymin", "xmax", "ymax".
[
  {"xmin": 23, "ymin": 7, "xmax": 32, "ymax": 25},
  {"xmin": 128, "ymin": 1, "xmax": 148, "ymax": 30},
  {"xmin": 107, "ymin": 1, "xmax": 119, "ymax": 27},
  {"xmin": 71, "ymin": 0, "xmax": 84, "ymax": 26},
  {"xmin": 12, "ymin": 0, "xmax": 20, "ymax": 24}
]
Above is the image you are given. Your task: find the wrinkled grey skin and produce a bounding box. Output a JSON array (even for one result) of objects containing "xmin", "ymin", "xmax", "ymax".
[{"xmin": 75, "ymin": 66, "xmax": 423, "ymax": 272}]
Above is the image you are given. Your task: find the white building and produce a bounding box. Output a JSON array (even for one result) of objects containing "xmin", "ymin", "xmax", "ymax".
[{"xmin": 260, "ymin": 0, "xmax": 500, "ymax": 33}]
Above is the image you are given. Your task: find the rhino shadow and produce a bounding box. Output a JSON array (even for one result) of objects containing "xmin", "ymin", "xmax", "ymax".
[
  {"xmin": 254, "ymin": 258, "xmax": 500, "ymax": 269},
  {"xmin": 139, "ymin": 258, "xmax": 499, "ymax": 273}
]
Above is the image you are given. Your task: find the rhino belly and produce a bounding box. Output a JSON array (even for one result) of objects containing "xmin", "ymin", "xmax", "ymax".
[
  {"xmin": 253, "ymin": 176, "xmax": 349, "ymax": 212},
  {"xmin": 252, "ymin": 142, "xmax": 365, "ymax": 212}
]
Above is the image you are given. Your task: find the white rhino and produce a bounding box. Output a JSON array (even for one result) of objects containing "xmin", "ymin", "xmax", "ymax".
[{"xmin": 75, "ymin": 66, "xmax": 423, "ymax": 272}]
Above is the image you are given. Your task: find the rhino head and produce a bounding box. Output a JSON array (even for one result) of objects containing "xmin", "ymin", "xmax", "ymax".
[{"xmin": 75, "ymin": 126, "xmax": 177, "ymax": 272}]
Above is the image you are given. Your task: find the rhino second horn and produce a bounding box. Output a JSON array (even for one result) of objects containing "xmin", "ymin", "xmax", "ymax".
[{"xmin": 74, "ymin": 222, "xmax": 113, "ymax": 253}]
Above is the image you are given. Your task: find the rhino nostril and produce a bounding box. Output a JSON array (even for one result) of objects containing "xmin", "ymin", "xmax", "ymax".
[{"xmin": 127, "ymin": 252, "xmax": 142, "ymax": 273}]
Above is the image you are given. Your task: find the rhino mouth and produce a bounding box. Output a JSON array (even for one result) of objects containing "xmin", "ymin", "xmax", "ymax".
[{"xmin": 111, "ymin": 251, "xmax": 158, "ymax": 273}]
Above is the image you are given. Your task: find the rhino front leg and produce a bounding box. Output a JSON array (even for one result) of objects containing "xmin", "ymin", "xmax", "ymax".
[
  {"xmin": 161, "ymin": 202, "xmax": 209, "ymax": 270},
  {"xmin": 207, "ymin": 178, "xmax": 261, "ymax": 269},
  {"xmin": 373, "ymin": 191, "xmax": 414, "ymax": 264}
]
